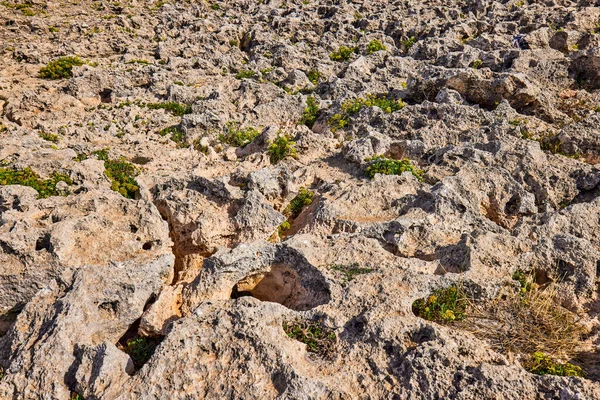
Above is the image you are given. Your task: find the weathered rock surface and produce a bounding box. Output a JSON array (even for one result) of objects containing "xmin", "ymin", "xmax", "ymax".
[{"xmin": 1, "ymin": 0, "xmax": 600, "ymax": 398}]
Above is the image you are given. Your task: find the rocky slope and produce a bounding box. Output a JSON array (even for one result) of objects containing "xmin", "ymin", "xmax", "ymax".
[{"xmin": 1, "ymin": 0, "xmax": 600, "ymax": 398}]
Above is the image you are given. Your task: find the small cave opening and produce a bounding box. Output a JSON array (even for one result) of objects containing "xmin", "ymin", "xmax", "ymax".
[
  {"xmin": 116, "ymin": 317, "xmax": 164, "ymax": 373},
  {"xmin": 230, "ymin": 264, "xmax": 330, "ymax": 311}
]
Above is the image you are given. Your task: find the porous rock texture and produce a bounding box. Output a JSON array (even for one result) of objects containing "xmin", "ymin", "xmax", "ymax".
[{"xmin": 1, "ymin": 0, "xmax": 600, "ymax": 399}]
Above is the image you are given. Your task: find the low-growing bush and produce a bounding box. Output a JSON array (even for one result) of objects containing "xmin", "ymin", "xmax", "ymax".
[
  {"xmin": 365, "ymin": 156, "xmax": 424, "ymax": 181},
  {"xmin": 284, "ymin": 187, "xmax": 314, "ymax": 218},
  {"xmin": 0, "ymin": 167, "xmax": 72, "ymax": 198},
  {"xmin": 330, "ymin": 46, "xmax": 356, "ymax": 62},
  {"xmin": 307, "ymin": 69, "xmax": 321, "ymax": 85},
  {"xmin": 366, "ymin": 39, "xmax": 386, "ymax": 54},
  {"xmin": 39, "ymin": 56, "xmax": 85, "ymax": 79},
  {"xmin": 283, "ymin": 320, "xmax": 336, "ymax": 358},
  {"xmin": 92, "ymin": 149, "xmax": 140, "ymax": 198},
  {"xmin": 158, "ymin": 125, "xmax": 186, "ymax": 147},
  {"xmin": 299, "ymin": 96, "xmax": 320, "ymax": 128},
  {"xmin": 39, "ymin": 132, "xmax": 59, "ymax": 143},
  {"xmin": 524, "ymin": 351, "xmax": 585, "ymax": 377},
  {"xmin": 267, "ymin": 133, "xmax": 297, "ymax": 164},
  {"xmin": 412, "ymin": 285, "xmax": 468, "ymax": 323},
  {"xmin": 146, "ymin": 101, "xmax": 192, "ymax": 117},
  {"xmin": 329, "ymin": 94, "xmax": 404, "ymax": 131},
  {"xmin": 218, "ymin": 122, "xmax": 260, "ymax": 147},
  {"xmin": 235, "ymin": 69, "xmax": 257, "ymax": 79}
]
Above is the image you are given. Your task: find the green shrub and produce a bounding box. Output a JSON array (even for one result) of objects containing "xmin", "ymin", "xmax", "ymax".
[
  {"xmin": 0, "ymin": 167, "xmax": 72, "ymax": 198},
  {"xmin": 401, "ymin": 36, "xmax": 417, "ymax": 51},
  {"xmin": 330, "ymin": 46, "xmax": 356, "ymax": 62},
  {"xmin": 299, "ymin": 96, "xmax": 320, "ymax": 128},
  {"xmin": 366, "ymin": 39, "xmax": 386, "ymax": 54},
  {"xmin": 329, "ymin": 94, "xmax": 404, "ymax": 131},
  {"xmin": 122, "ymin": 336, "xmax": 162, "ymax": 370},
  {"xmin": 39, "ymin": 132, "xmax": 59, "ymax": 143},
  {"xmin": 235, "ymin": 69, "xmax": 257, "ymax": 79},
  {"xmin": 267, "ymin": 134, "xmax": 297, "ymax": 164},
  {"xmin": 91, "ymin": 149, "xmax": 140, "ymax": 198},
  {"xmin": 331, "ymin": 262, "xmax": 373, "ymax": 285},
  {"xmin": 158, "ymin": 125, "xmax": 186, "ymax": 146},
  {"xmin": 525, "ymin": 352, "xmax": 585, "ymax": 377},
  {"xmin": 283, "ymin": 320, "xmax": 336, "ymax": 358},
  {"xmin": 39, "ymin": 56, "xmax": 85, "ymax": 79},
  {"xmin": 284, "ymin": 187, "xmax": 314, "ymax": 218},
  {"xmin": 146, "ymin": 101, "xmax": 192, "ymax": 116},
  {"xmin": 365, "ymin": 156, "xmax": 423, "ymax": 181},
  {"xmin": 412, "ymin": 285, "xmax": 467, "ymax": 323},
  {"xmin": 307, "ymin": 69, "xmax": 321, "ymax": 85},
  {"xmin": 218, "ymin": 122, "xmax": 260, "ymax": 147}
]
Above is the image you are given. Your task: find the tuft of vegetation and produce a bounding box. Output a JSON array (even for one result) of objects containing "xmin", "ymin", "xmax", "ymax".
[
  {"xmin": 365, "ymin": 156, "xmax": 424, "ymax": 181},
  {"xmin": 401, "ymin": 36, "xmax": 417, "ymax": 51},
  {"xmin": 329, "ymin": 94, "xmax": 404, "ymax": 131},
  {"xmin": 307, "ymin": 69, "xmax": 321, "ymax": 85},
  {"xmin": 283, "ymin": 320, "xmax": 336, "ymax": 358},
  {"xmin": 524, "ymin": 351, "xmax": 585, "ymax": 377},
  {"xmin": 330, "ymin": 45, "xmax": 356, "ymax": 62},
  {"xmin": 512, "ymin": 269, "xmax": 534, "ymax": 294},
  {"xmin": 39, "ymin": 132, "xmax": 59, "ymax": 143},
  {"xmin": 412, "ymin": 285, "xmax": 468, "ymax": 323},
  {"xmin": 235, "ymin": 69, "xmax": 257, "ymax": 79},
  {"xmin": 299, "ymin": 96, "xmax": 320, "ymax": 128},
  {"xmin": 267, "ymin": 133, "xmax": 297, "ymax": 164},
  {"xmin": 39, "ymin": 56, "xmax": 85, "ymax": 79},
  {"xmin": 122, "ymin": 336, "xmax": 162, "ymax": 370},
  {"xmin": 158, "ymin": 125, "xmax": 186, "ymax": 147},
  {"xmin": 471, "ymin": 59, "xmax": 483, "ymax": 69},
  {"xmin": 218, "ymin": 122, "xmax": 261, "ymax": 147},
  {"xmin": 331, "ymin": 262, "xmax": 373, "ymax": 285},
  {"xmin": 366, "ymin": 39, "xmax": 386, "ymax": 54},
  {"xmin": 0, "ymin": 167, "xmax": 72, "ymax": 198},
  {"xmin": 146, "ymin": 101, "xmax": 192, "ymax": 117},
  {"xmin": 92, "ymin": 149, "xmax": 140, "ymax": 199},
  {"xmin": 284, "ymin": 187, "xmax": 314, "ymax": 218}
]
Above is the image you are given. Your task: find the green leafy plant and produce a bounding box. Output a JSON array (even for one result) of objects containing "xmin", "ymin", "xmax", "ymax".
[
  {"xmin": 365, "ymin": 156, "xmax": 423, "ymax": 181},
  {"xmin": 158, "ymin": 125, "xmax": 186, "ymax": 146},
  {"xmin": 284, "ymin": 188, "xmax": 314, "ymax": 218},
  {"xmin": 307, "ymin": 69, "xmax": 321, "ymax": 85},
  {"xmin": 329, "ymin": 94, "xmax": 404, "ymax": 131},
  {"xmin": 331, "ymin": 262, "xmax": 373, "ymax": 285},
  {"xmin": 512, "ymin": 269, "xmax": 535, "ymax": 294},
  {"xmin": 299, "ymin": 96, "xmax": 320, "ymax": 128},
  {"xmin": 471, "ymin": 59, "xmax": 483, "ymax": 69},
  {"xmin": 122, "ymin": 336, "xmax": 163, "ymax": 370},
  {"xmin": 267, "ymin": 134, "xmax": 297, "ymax": 164},
  {"xmin": 283, "ymin": 320, "xmax": 336, "ymax": 358},
  {"xmin": 39, "ymin": 132, "xmax": 59, "ymax": 143},
  {"xmin": 524, "ymin": 352, "xmax": 585, "ymax": 377},
  {"xmin": 146, "ymin": 101, "xmax": 192, "ymax": 117},
  {"xmin": 330, "ymin": 45, "xmax": 356, "ymax": 62},
  {"xmin": 413, "ymin": 285, "xmax": 468, "ymax": 323},
  {"xmin": 235, "ymin": 69, "xmax": 257, "ymax": 79},
  {"xmin": 0, "ymin": 167, "xmax": 72, "ymax": 198},
  {"xmin": 218, "ymin": 122, "xmax": 260, "ymax": 147},
  {"xmin": 91, "ymin": 149, "xmax": 140, "ymax": 198},
  {"xmin": 39, "ymin": 56, "xmax": 85, "ymax": 79},
  {"xmin": 366, "ymin": 39, "xmax": 386, "ymax": 54},
  {"xmin": 401, "ymin": 36, "xmax": 417, "ymax": 51}
]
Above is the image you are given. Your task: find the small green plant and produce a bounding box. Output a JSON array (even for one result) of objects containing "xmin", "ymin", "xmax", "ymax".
[
  {"xmin": 158, "ymin": 125, "xmax": 186, "ymax": 147},
  {"xmin": 267, "ymin": 134, "xmax": 297, "ymax": 164},
  {"xmin": 70, "ymin": 392, "xmax": 83, "ymax": 400},
  {"xmin": 366, "ymin": 39, "xmax": 386, "ymax": 54},
  {"xmin": 146, "ymin": 101, "xmax": 192, "ymax": 116},
  {"xmin": 471, "ymin": 59, "xmax": 483, "ymax": 69},
  {"xmin": 92, "ymin": 149, "xmax": 140, "ymax": 199},
  {"xmin": 401, "ymin": 36, "xmax": 417, "ymax": 51},
  {"xmin": 283, "ymin": 320, "xmax": 336, "ymax": 358},
  {"xmin": 277, "ymin": 220, "xmax": 291, "ymax": 237},
  {"xmin": 48, "ymin": 26, "xmax": 59, "ymax": 33},
  {"xmin": 39, "ymin": 56, "xmax": 85, "ymax": 79},
  {"xmin": 125, "ymin": 59, "xmax": 150, "ymax": 65},
  {"xmin": 524, "ymin": 352, "xmax": 585, "ymax": 377},
  {"xmin": 593, "ymin": 21, "xmax": 600, "ymax": 34},
  {"xmin": 330, "ymin": 45, "xmax": 356, "ymax": 62},
  {"xmin": 122, "ymin": 336, "xmax": 162, "ymax": 370},
  {"xmin": 365, "ymin": 156, "xmax": 423, "ymax": 181},
  {"xmin": 412, "ymin": 285, "xmax": 468, "ymax": 323},
  {"xmin": 331, "ymin": 262, "xmax": 373, "ymax": 285},
  {"xmin": 299, "ymin": 96, "xmax": 320, "ymax": 128},
  {"xmin": 39, "ymin": 132, "xmax": 59, "ymax": 143},
  {"xmin": 0, "ymin": 167, "xmax": 72, "ymax": 198},
  {"xmin": 210, "ymin": 3, "xmax": 220, "ymax": 10},
  {"xmin": 512, "ymin": 269, "xmax": 534, "ymax": 294},
  {"xmin": 218, "ymin": 122, "xmax": 261, "ymax": 147},
  {"xmin": 307, "ymin": 69, "xmax": 321, "ymax": 85},
  {"xmin": 329, "ymin": 94, "xmax": 404, "ymax": 131},
  {"xmin": 235, "ymin": 69, "xmax": 257, "ymax": 79},
  {"xmin": 284, "ymin": 188, "xmax": 314, "ymax": 218}
]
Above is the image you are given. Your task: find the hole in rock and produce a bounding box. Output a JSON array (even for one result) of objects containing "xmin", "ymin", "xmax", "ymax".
[
  {"xmin": 117, "ymin": 318, "xmax": 164, "ymax": 373},
  {"xmin": 100, "ymin": 88, "xmax": 113, "ymax": 103},
  {"xmin": 98, "ymin": 301, "xmax": 119, "ymax": 319},
  {"xmin": 0, "ymin": 303, "xmax": 23, "ymax": 336},
  {"xmin": 231, "ymin": 264, "xmax": 330, "ymax": 311},
  {"xmin": 142, "ymin": 241, "xmax": 153, "ymax": 250},
  {"xmin": 35, "ymin": 234, "xmax": 52, "ymax": 251}
]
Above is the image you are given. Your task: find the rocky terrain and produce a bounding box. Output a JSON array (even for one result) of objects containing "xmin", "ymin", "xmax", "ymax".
[{"xmin": 1, "ymin": 0, "xmax": 600, "ymax": 398}]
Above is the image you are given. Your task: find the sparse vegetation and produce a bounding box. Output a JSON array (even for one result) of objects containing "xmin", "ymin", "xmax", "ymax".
[
  {"xmin": 158, "ymin": 125, "xmax": 186, "ymax": 147},
  {"xmin": 39, "ymin": 132, "xmax": 59, "ymax": 143},
  {"xmin": 330, "ymin": 45, "xmax": 356, "ymax": 62},
  {"xmin": 93, "ymin": 149, "xmax": 140, "ymax": 199},
  {"xmin": 267, "ymin": 133, "xmax": 297, "ymax": 164},
  {"xmin": 235, "ymin": 69, "xmax": 257, "ymax": 79},
  {"xmin": 0, "ymin": 167, "xmax": 72, "ymax": 198},
  {"xmin": 284, "ymin": 187, "xmax": 314, "ymax": 218},
  {"xmin": 366, "ymin": 39, "xmax": 386, "ymax": 54},
  {"xmin": 299, "ymin": 96, "xmax": 320, "ymax": 128},
  {"xmin": 471, "ymin": 59, "xmax": 483, "ymax": 69},
  {"xmin": 218, "ymin": 122, "xmax": 261, "ymax": 147},
  {"xmin": 122, "ymin": 336, "xmax": 162, "ymax": 370},
  {"xmin": 412, "ymin": 285, "xmax": 468, "ymax": 323},
  {"xmin": 524, "ymin": 351, "xmax": 585, "ymax": 377},
  {"xmin": 331, "ymin": 262, "xmax": 373, "ymax": 285},
  {"xmin": 146, "ymin": 101, "xmax": 192, "ymax": 117},
  {"xmin": 365, "ymin": 156, "xmax": 424, "ymax": 181},
  {"xmin": 401, "ymin": 36, "xmax": 417, "ymax": 51},
  {"xmin": 283, "ymin": 320, "xmax": 336, "ymax": 358},
  {"xmin": 329, "ymin": 94, "xmax": 404, "ymax": 131},
  {"xmin": 307, "ymin": 69, "xmax": 321, "ymax": 85},
  {"xmin": 39, "ymin": 56, "xmax": 85, "ymax": 79}
]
